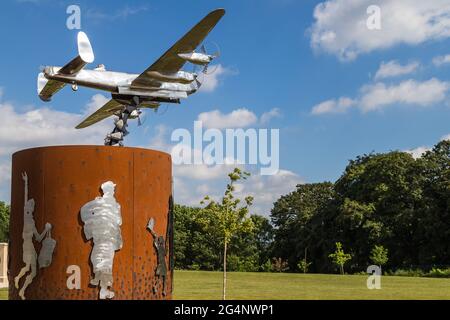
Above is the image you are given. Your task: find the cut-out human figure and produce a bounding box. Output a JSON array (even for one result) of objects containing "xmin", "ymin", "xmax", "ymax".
[
  {"xmin": 80, "ymin": 181, "xmax": 122, "ymax": 300},
  {"xmin": 14, "ymin": 172, "xmax": 52, "ymax": 300},
  {"xmin": 147, "ymin": 218, "xmax": 168, "ymax": 296}
]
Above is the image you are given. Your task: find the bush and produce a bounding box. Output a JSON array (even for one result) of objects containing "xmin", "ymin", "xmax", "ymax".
[
  {"xmin": 385, "ymin": 269, "xmax": 424, "ymax": 277},
  {"xmin": 425, "ymin": 268, "xmax": 450, "ymax": 278},
  {"xmin": 227, "ymin": 254, "xmax": 259, "ymax": 272},
  {"xmin": 261, "ymin": 259, "xmax": 273, "ymax": 272},
  {"xmin": 272, "ymin": 257, "xmax": 289, "ymax": 272}
]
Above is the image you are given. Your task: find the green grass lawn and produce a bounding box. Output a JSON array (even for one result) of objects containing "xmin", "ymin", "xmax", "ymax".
[
  {"xmin": 2, "ymin": 271, "xmax": 450, "ymax": 300},
  {"xmin": 173, "ymin": 271, "xmax": 450, "ymax": 300},
  {"xmin": 0, "ymin": 288, "xmax": 7, "ymax": 300}
]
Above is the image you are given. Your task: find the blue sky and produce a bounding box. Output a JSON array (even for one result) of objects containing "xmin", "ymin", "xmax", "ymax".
[{"xmin": 1, "ymin": 0, "xmax": 450, "ymax": 215}]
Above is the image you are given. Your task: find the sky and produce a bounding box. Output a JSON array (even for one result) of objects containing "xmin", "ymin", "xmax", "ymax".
[{"xmin": 0, "ymin": 0, "xmax": 450, "ymax": 216}]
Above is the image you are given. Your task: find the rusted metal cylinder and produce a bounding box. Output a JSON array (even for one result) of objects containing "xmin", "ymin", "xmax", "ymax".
[{"xmin": 8, "ymin": 146, "xmax": 173, "ymax": 300}]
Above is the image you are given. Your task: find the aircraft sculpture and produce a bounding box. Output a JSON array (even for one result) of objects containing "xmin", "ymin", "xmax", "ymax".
[{"xmin": 37, "ymin": 9, "xmax": 225, "ymax": 146}]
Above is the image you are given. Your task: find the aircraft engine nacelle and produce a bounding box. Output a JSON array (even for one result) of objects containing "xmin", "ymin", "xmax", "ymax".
[
  {"xmin": 178, "ymin": 52, "xmax": 213, "ymax": 65},
  {"xmin": 145, "ymin": 71, "xmax": 196, "ymax": 84}
]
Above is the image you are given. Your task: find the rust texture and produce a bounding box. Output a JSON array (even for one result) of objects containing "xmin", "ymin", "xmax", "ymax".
[{"xmin": 8, "ymin": 146, "xmax": 173, "ymax": 300}]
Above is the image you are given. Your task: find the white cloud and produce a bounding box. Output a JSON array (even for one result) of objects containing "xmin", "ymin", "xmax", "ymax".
[
  {"xmin": 374, "ymin": 60, "xmax": 420, "ymax": 80},
  {"xmin": 86, "ymin": 5, "xmax": 148, "ymax": 22},
  {"xmin": 0, "ymin": 162, "xmax": 11, "ymax": 200},
  {"xmin": 143, "ymin": 121, "xmax": 300, "ymax": 215},
  {"xmin": 197, "ymin": 107, "xmax": 282, "ymax": 129},
  {"xmin": 433, "ymin": 54, "xmax": 450, "ymax": 66},
  {"xmin": 199, "ymin": 65, "xmax": 235, "ymax": 92},
  {"xmin": 310, "ymin": 0, "xmax": 450, "ymax": 61},
  {"xmin": 312, "ymin": 78, "xmax": 449, "ymax": 114},
  {"xmin": 441, "ymin": 133, "xmax": 450, "ymax": 141},
  {"xmin": 260, "ymin": 108, "xmax": 282, "ymax": 124},
  {"xmin": 83, "ymin": 93, "xmax": 110, "ymax": 115},
  {"xmin": 173, "ymin": 169, "xmax": 303, "ymax": 216},
  {"xmin": 406, "ymin": 146, "xmax": 431, "ymax": 159},
  {"xmin": 235, "ymin": 169, "xmax": 303, "ymax": 215},
  {"xmin": 148, "ymin": 124, "xmax": 170, "ymax": 151},
  {"xmin": 311, "ymin": 97, "xmax": 356, "ymax": 115},
  {"xmin": 360, "ymin": 78, "xmax": 449, "ymax": 112},
  {"xmin": 197, "ymin": 108, "xmax": 258, "ymax": 129}
]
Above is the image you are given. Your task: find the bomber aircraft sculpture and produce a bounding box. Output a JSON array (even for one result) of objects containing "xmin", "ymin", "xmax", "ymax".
[{"xmin": 37, "ymin": 9, "xmax": 225, "ymax": 146}]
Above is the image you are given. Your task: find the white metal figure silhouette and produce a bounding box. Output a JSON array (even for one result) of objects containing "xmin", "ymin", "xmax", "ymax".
[
  {"xmin": 80, "ymin": 181, "xmax": 122, "ymax": 300},
  {"xmin": 14, "ymin": 172, "xmax": 52, "ymax": 300}
]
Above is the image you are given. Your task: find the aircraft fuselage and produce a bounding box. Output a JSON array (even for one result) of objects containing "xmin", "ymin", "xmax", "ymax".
[{"xmin": 43, "ymin": 66, "xmax": 198, "ymax": 104}]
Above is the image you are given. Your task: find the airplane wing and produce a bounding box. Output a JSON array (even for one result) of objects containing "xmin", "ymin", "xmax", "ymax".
[
  {"xmin": 131, "ymin": 8, "xmax": 225, "ymax": 88},
  {"xmin": 37, "ymin": 74, "xmax": 66, "ymax": 102},
  {"xmin": 75, "ymin": 99, "xmax": 124, "ymax": 129}
]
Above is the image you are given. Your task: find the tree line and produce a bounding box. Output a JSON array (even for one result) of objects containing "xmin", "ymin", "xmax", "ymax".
[{"xmin": 174, "ymin": 140, "xmax": 450, "ymax": 273}]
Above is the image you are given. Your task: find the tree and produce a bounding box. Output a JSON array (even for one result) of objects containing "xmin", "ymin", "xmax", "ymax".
[
  {"xmin": 268, "ymin": 140, "xmax": 450, "ymax": 273},
  {"xmin": 416, "ymin": 140, "xmax": 450, "ymax": 265},
  {"xmin": 0, "ymin": 201, "xmax": 10, "ymax": 243},
  {"xmin": 297, "ymin": 259, "xmax": 312, "ymax": 274},
  {"xmin": 334, "ymin": 151, "xmax": 425, "ymax": 269},
  {"xmin": 271, "ymin": 182, "xmax": 335, "ymax": 272},
  {"xmin": 173, "ymin": 204, "xmax": 222, "ymax": 270},
  {"xmin": 370, "ymin": 245, "xmax": 388, "ymax": 269},
  {"xmin": 329, "ymin": 242, "xmax": 352, "ymax": 275},
  {"xmin": 199, "ymin": 168, "xmax": 254, "ymax": 300}
]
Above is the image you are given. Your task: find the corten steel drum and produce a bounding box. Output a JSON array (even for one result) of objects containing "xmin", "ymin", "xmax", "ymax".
[{"xmin": 8, "ymin": 146, "xmax": 174, "ymax": 300}]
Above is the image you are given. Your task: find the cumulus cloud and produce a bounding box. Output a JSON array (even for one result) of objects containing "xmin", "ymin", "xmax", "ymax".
[
  {"xmin": 234, "ymin": 169, "xmax": 303, "ymax": 215},
  {"xmin": 83, "ymin": 93, "xmax": 110, "ymax": 115},
  {"xmin": 360, "ymin": 78, "xmax": 449, "ymax": 112},
  {"xmin": 173, "ymin": 169, "xmax": 303, "ymax": 216},
  {"xmin": 197, "ymin": 107, "xmax": 282, "ymax": 129},
  {"xmin": 311, "ymin": 97, "xmax": 356, "ymax": 115},
  {"xmin": 312, "ymin": 78, "xmax": 450, "ymax": 114},
  {"xmin": 197, "ymin": 108, "xmax": 258, "ymax": 129},
  {"xmin": 260, "ymin": 108, "xmax": 282, "ymax": 124},
  {"xmin": 441, "ymin": 133, "xmax": 450, "ymax": 141},
  {"xmin": 432, "ymin": 54, "xmax": 450, "ymax": 66},
  {"xmin": 143, "ymin": 118, "xmax": 299, "ymax": 215},
  {"xmin": 199, "ymin": 65, "xmax": 236, "ymax": 92},
  {"xmin": 310, "ymin": 0, "xmax": 450, "ymax": 61},
  {"xmin": 374, "ymin": 60, "xmax": 420, "ymax": 80}
]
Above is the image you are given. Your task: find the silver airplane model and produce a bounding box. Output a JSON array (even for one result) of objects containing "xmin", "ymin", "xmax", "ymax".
[{"xmin": 38, "ymin": 9, "xmax": 225, "ymax": 146}]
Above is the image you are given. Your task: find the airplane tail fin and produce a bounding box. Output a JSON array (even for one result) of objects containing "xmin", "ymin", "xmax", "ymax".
[
  {"xmin": 58, "ymin": 31, "xmax": 94, "ymax": 75},
  {"xmin": 38, "ymin": 32, "xmax": 94, "ymax": 101}
]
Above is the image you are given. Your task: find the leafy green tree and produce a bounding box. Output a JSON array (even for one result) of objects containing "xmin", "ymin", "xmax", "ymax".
[
  {"xmin": 370, "ymin": 245, "xmax": 388, "ymax": 269},
  {"xmin": 248, "ymin": 215, "xmax": 274, "ymax": 270},
  {"xmin": 271, "ymin": 182, "xmax": 335, "ymax": 272},
  {"xmin": 0, "ymin": 201, "xmax": 10, "ymax": 243},
  {"xmin": 416, "ymin": 140, "xmax": 450, "ymax": 265},
  {"xmin": 329, "ymin": 242, "xmax": 352, "ymax": 275},
  {"xmin": 199, "ymin": 168, "xmax": 254, "ymax": 300},
  {"xmin": 261, "ymin": 259, "xmax": 273, "ymax": 272},
  {"xmin": 269, "ymin": 140, "xmax": 450, "ymax": 273},
  {"xmin": 173, "ymin": 204, "xmax": 222, "ymax": 270},
  {"xmin": 297, "ymin": 259, "xmax": 311, "ymax": 273},
  {"xmin": 334, "ymin": 151, "xmax": 425, "ymax": 269}
]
